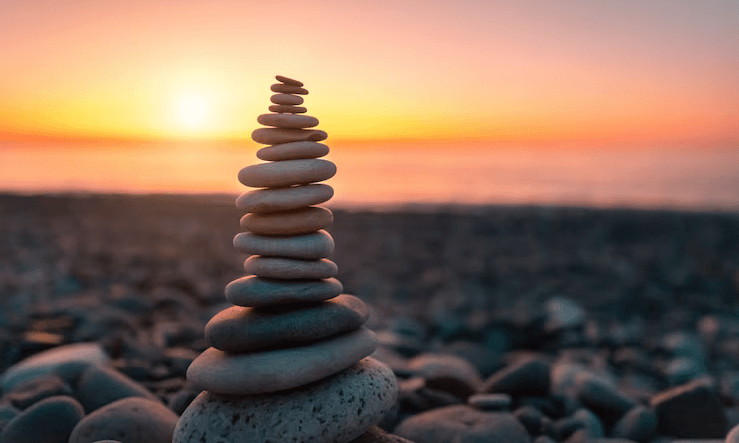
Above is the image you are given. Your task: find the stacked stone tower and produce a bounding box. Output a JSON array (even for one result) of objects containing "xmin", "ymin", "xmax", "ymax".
[{"xmin": 173, "ymin": 76, "xmax": 397, "ymax": 442}]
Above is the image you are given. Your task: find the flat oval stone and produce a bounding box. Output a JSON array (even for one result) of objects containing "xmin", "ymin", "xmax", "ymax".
[
  {"xmin": 233, "ymin": 230, "xmax": 334, "ymax": 259},
  {"xmin": 270, "ymin": 93, "xmax": 303, "ymax": 105},
  {"xmin": 225, "ymin": 276, "xmax": 343, "ymax": 307},
  {"xmin": 269, "ymin": 104, "xmax": 307, "ymax": 114},
  {"xmin": 69, "ymin": 397, "xmax": 178, "ymax": 443},
  {"xmin": 257, "ymin": 141, "xmax": 330, "ymax": 161},
  {"xmin": 244, "ymin": 256, "xmax": 337, "ymax": 279},
  {"xmin": 240, "ymin": 206, "xmax": 333, "ymax": 235},
  {"xmin": 257, "ymin": 113, "xmax": 319, "ymax": 129},
  {"xmin": 276, "ymin": 75, "xmax": 303, "ymax": 86},
  {"xmin": 236, "ymin": 184, "xmax": 333, "ymax": 213},
  {"xmin": 187, "ymin": 328, "xmax": 378, "ymax": 394},
  {"xmin": 270, "ymin": 83, "xmax": 309, "ymax": 95},
  {"xmin": 174, "ymin": 357, "xmax": 397, "ymax": 442},
  {"xmin": 251, "ymin": 127, "xmax": 327, "ymax": 145},
  {"xmin": 239, "ymin": 159, "xmax": 335, "ymax": 188},
  {"xmin": 0, "ymin": 396, "xmax": 84, "ymax": 443},
  {"xmin": 205, "ymin": 293, "xmax": 369, "ymax": 352}
]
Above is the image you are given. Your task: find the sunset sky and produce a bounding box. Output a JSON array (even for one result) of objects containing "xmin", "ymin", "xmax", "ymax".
[{"xmin": 1, "ymin": 0, "xmax": 737, "ymax": 147}]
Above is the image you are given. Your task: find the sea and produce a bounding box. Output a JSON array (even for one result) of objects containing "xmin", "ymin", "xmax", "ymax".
[{"xmin": 1, "ymin": 142, "xmax": 738, "ymax": 212}]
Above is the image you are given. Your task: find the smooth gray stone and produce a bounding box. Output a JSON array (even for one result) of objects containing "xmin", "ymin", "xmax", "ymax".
[
  {"xmin": 205, "ymin": 293, "xmax": 369, "ymax": 352},
  {"xmin": 269, "ymin": 104, "xmax": 307, "ymax": 113},
  {"xmin": 270, "ymin": 83, "xmax": 309, "ymax": 94},
  {"xmin": 0, "ymin": 395, "xmax": 84, "ymax": 443},
  {"xmin": 236, "ymin": 184, "xmax": 333, "ymax": 213},
  {"xmin": 610, "ymin": 405, "xmax": 657, "ymax": 443},
  {"xmin": 69, "ymin": 397, "xmax": 178, "ymax": 443},
  {"xmin": 270, "ymin": 93, "xmax": 303, "ymax": 105},
  {"xmin": 252, "ymin": 127, "xmax": 327, "ymax": 144},
  {"xmin": 174, "ymin": 357, "xmax": 397, "ymax": 443},
  {"xmin": 276, "ymin": 75, "xmax": 303, "ymax": 86},
  {"xmin": 5, "ymin": 374, "xmax": 73, "ymax": 410},
  {"xmin": 0, "ymin": 342, "xmax": 110, "ymax": 392},
  {"xmin": 238, "ymin": 158, "xmax": 335, "ymax": 188},
  {"xmin": 244, "ymin": 256, "xmax": 338, "ymax": 279},
  {"xmin": 240, "ymin": 206, "xmax": 333, "ymax": 235},
  {"xmin": 233, "ymin": 230, "xmax": 334, "ymax": 259},
  {"xmin": 257, "ymin": 141, "xmax": 330, "ymax": 161},
  {"xmin": 77, "ymin": 365, "xmax": 160, "ymax": 412},
  {"xmin": 225, "ymin": 275, "xmax": 343, "ymax": 307},
  {"xmin": 187, "ymin": 328, "xmax": 378, "ymax": 395},
  {"xmin": 408, "ymin": 353, "xmax": 482, "ymax": 399},
  {"xmin": 258, "ymin": 113, "xmax": 318, "ymax": 128}
]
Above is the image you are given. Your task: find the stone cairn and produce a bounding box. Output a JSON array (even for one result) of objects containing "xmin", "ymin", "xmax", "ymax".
[{"xmin": 173, "ymin": 75, "xmax": 397, "ymax": 442}]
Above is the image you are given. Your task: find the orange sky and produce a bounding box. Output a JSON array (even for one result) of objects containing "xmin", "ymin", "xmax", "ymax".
[{"xmin": 1, "ymin": 0, "xmax": 738, "ymax": 147}]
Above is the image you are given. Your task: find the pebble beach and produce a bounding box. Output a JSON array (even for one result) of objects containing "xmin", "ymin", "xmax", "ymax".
[{"xmin": 1, "ymin": 192, "xmax": 739, "ymax": 442}]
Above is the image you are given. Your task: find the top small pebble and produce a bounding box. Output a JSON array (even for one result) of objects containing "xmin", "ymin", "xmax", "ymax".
[{"xmin": 276, "ymin": 75, "xmax": 303, "ymax": 87}]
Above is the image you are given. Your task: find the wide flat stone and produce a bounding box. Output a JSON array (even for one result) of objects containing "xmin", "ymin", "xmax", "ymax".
[
  {"xmin": 187, "ymin": 327, "xmax": 378, "ymax": 394},
  {"xmin": 174, "ymin": 357, "xmax": 397, "ymax": 443},
  {"xmin": 236, "ymin": 184, "xmax": 333, "ymax": 213},
  {"xmin": 257, "ymin": 141, "xmax": 330, "ymax": 161},
  {"xmin": 240, "ymin": 206, "xmax": 333, "ymax": 235},
  {"xmin": 225, "ymin": 275, "xmax": 343, "ymax": 307},
  {"xmin": 244, "ymin": 256, "xmax": 338, "ymax": 279},
  {"xmin": 69, "ymin": 397, "xmax": 178, "ymax": 443},
  {"xmin": 205, "ymin": 293, "xmax": 369, "ymax": 352},
  {"xmin": 258, "ymin": 113, "xmax": 319, "ymax": 129},
  {"xmin": 270, "ymin": 83, "xmax": 309, "ymax": 95},
  {"xmin": 239, "ymin": 158, "xmax": 335, "ymax": 188},
  {"xmin": 276, "ymin": 75, "xmax": 303, "ymax": 86},
  {"xmin": 269, "ymin": 104, "xmax": 307, "ymax": 114},
  {"xmin": 233, "ymin": 230, "xmax": 335, "ymax": 259},
  {"xmin": 270, "ymin": 93, "xmax": 303, "ymax": 105},
  {"xmin": 0, "ymin": 396, "xmax": 84, "ymax": 443},
  {"xmin": 252, "ymin": 127, "xmax": 327, "ymax": 144}
]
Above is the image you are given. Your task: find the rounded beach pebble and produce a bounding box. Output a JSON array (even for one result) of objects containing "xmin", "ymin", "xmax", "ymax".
[
  {"xmin": 225, "ymin": 275, "xmax": 343, "ymax": 307},
  {"xmin": 238, "ymin": 159, "xmax": 336, "ymax": 188},
  {"xmin": 257, "ymin": 141, "xmax": 330, "ymax": 161},
  {"xmin": 236, "ymin": 183, "xmax": 333, "ymax": 212},
  {"xmin": 233, "ymin": 230, "xmax": 334, "ymax": 259},
  {"xmin": 257, "ymin": 113, "xmax": 318, "ymax": 129},
  {"xmin": 69, "ymin": 397, "xmax": 178, "ymax": 443},
  {"xmin": 268, "ymin": 104, "xmax": 307, "ymax": 114},
  {"xmin": 174, "ymin": 357, "xmax": 397, "ymax": 443},
  {"xmin": 270, "ymin": 93, "xmax": 303, "ymax": 105},
  {"xmin": 240, "ymin": 206, "xmax": 333, "ymax": 235},
  {"xmin": 187, "ymin": 327, "xmax": 378, "ymax": 394},
  {"xmin": 0, "ymin": 395, "xmax": 84, "ymax": 443},
  {"xmin": 205, "ymin": 293, "xmax": 369, "ymax": 352}
]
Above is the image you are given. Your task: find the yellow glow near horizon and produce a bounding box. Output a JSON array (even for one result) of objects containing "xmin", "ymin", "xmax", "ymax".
[{"xmin": 177, "ymin": 93, "xmax": 208, "ymax": 129}]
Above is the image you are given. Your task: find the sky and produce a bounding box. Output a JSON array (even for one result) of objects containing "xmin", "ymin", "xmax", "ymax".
[{"xmin": 1, "ymin": 0, "xmax": 738, "ymax": 147}]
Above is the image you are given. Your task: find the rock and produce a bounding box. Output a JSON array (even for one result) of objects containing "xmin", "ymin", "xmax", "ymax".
[
  {"xmin": 728, "ymin": 423, "xmax": 739, "ymax": 443},
  {"xmin": 576, "ymin": 373, "xmax": 636, "ymax": 425},
  {"xmin": 270, "ymin": 93, "xmax": 303, "ymax": 105},
  {"xmin": 0, "ymin": 395, "xmax": 84, "ymax": 443},
  {"xmin": 467, "ymin": 393, "xmax": 512, "ymax": 411},
  {"xmin": 187, "ymin": 327, "xmax": 378, "ymax": 394},
  {"xmin": 407, "ymin": 353, "xmax": 482, "ymax": 399},
  {"xmin": 514, "ymin": 405, "xmax": 544, "ymax": 436},
  {"xmin": 394, "ymin": 404, "xmax": 530, "ymax": 443},
  {"xmin": 572, "ymin": 407, "xmax": 604, "ymax": 439},
  {"xmin": 440, "ymin": 340, "xmax": 504, "ymax": 378},
  {"xmin": 225, "ymin": 275, "xmax": 343, "ymax": 307},
  {"xmin": 240, "ymin": 206, "xmax": 333, "ymax": 235},
  {"xmin": 174, "ymin": 357, "xmax": 397, "ymax": 443},
  {"xmin": 252, "ymin": 127, "xmax": 328, "ymax": 144},
  {"xmin": 664, "ymin": 356, "xmax": 706, "ymax": 386},
  {"xmin": 649, "ymin": 378, "xmax": 727, "ymax": 438},
  {"xmin": 545, "ymin": 297, "xmax": 585, "ymax": 332},
  {"xmin": 0, "ymin": 404, "xmax": 19, "ymax": 432},
  {"xmin": 481, "ymin": 356, "xmax": 550, "ymax": 397},
  {"xmin": 238, "ymin": 158, "xmax": 335, "ymax": 188},
  {"xmin": 236, "ymin": 183, "xmax": 333, "ymax": 212},
  {"xmin": 257, "ymin": 141, "xmax": 330, "ymax": 161},
  {"xmin": 205, "ymin": 294, "xmax": 369, "ymax": 352},
  {"xmin": 244, "ymin": 256, "xmax": 338, "ymax": 279},
  {"xmin": 350, "ymin": 426, "xmax": 415, "ymax": 443},
  {"xmin": 610, "ymin": 405, "xmax": 657, "ymax": 443},
  {"xmin": 5, "ymin": 374, "xmax": 73, "ymax": 410},
  {"xmin": 270, "ymin": 83, "xmax": 309, "ymax": 94},
  {"xmin": 257, "ymin": 113, "xmax": 318, "ymax": 128},
  {"xmin": 0, "ymin": 342, "xmax": 110, "ymax": 392},
  {"xmin": 269, "ymin": 104, "xmax": 307, "ymax": 114},
  {"xmin": 69, "ymin": 397, "xmax": 178, "ymax": 443},
  {"xmin": 168, "ymin": 387, "xmax": 200, "ymax": 416},
  {"xmin": 76, "ymin": 364, "xmax": 160, "ymax": 412},
  {"xmin": 275, "ymin": 75, "xmax": 303, "ymax": 86},
  {"xmin": 233, "ymin": 230, "xmax": 335, "ymax": 259}
]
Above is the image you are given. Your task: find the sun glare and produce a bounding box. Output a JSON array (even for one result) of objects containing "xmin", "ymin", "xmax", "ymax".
[{"xmin": 178, "ymin": 93, "xmax": 208, "ymax": 128}]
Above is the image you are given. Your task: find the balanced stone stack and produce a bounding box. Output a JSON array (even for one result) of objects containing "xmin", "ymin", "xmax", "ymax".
[{"xmin": 173, "ymin": 75, "xmax": 397, "ymax": 442}]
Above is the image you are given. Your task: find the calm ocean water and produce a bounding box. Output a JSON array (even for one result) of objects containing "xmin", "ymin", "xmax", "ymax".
[{"xmin": 1, "ymin": 143, "xmax": 738, "ymax": 211}]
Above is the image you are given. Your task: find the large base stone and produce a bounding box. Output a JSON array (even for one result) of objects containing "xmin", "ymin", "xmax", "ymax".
[{"xmin": 174, "ymin": 357, "xmax": 397, "ymax": 443}]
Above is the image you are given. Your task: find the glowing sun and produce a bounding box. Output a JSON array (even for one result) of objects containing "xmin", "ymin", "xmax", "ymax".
[{"xmin": 177, "ymin": 93, "xmax": 208, "ymax": 128}]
